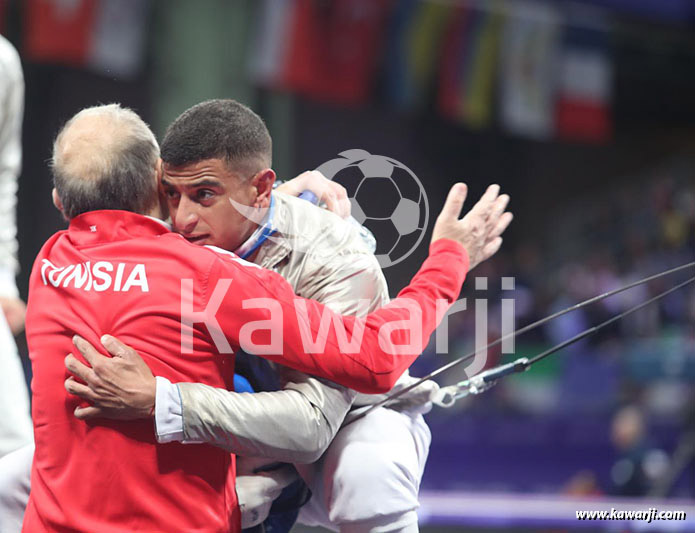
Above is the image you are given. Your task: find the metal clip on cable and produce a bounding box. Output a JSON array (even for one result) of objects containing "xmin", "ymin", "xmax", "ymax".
[{"xmin": 433, "ymin": 357, "xmax": 529, "ymax": 408}]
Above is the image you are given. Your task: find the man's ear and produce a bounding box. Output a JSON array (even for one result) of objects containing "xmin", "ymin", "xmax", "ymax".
[
  {"xmin": 52, "ymin": 188, "xmax": 66, "ymax": 218},
  {"xmin": 252, "ymin": 169, "xmax": 276, "ymax": 209},
  {"xmin": 155, "ymin": 158, "xmax": 164, "ymax": 188},
  {"xmin": 155, "ymin": 160, "xmax": 170, "ymax": 221}
]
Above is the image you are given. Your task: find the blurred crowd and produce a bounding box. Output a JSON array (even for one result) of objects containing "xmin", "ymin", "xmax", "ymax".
[
  {"xmin": 413, "ymin": 159, "xmax": 694, "ymax": 497},
  {"xmin": 419, "ymin": 158, "xmax": 694, "ymax": 416}
]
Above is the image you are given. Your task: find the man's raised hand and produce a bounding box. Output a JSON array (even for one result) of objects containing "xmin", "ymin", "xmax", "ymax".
[
  {"xmin": 64, "ymin": 334, "xmax": 156, "ymax": 420},
  {"xmin": 276, "ymin": 170, "xmax": 351, "ymax": 218},
  {"xmin": 432, "ymin": 183, "xmax": 513, "ymax": 270}
]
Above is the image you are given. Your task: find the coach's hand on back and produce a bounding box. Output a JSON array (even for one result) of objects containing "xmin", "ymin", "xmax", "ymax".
[
  {"xmin": 64, "ymin": 334, "xmax": 156, "ymax": 420},
  {"xmin": 431, "ymin": 183, "xmax": 512, "ymax": 270}
]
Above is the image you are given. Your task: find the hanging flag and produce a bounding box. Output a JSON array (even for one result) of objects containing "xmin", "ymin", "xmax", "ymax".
[
  {"xmin": 463, "ymin": 5, "xmax": 503, "ymax": 128},
  {"xmin": 277, "ymin": 0, "xmax": 392, "ymax": 106},
  {"xmin": 437, "ymin": 5, "xmax": 474, "ymax": 119},
  {"xmin": 24, "ymin": 0, "xmax": 149, "ymax": 79},
  {"xmin": 276, "ymin": 0, "xmax": 315, "ymax": 94},
  {"xmin": 499, "ymin": 0, "xmax": 562, "ymax": 139},
  {"xmin": 555, "ymin": 17, "xmax": 613, "ymax": 142},
  {"xmin": 247, "ymin": 0, "xmax": 296, "ymax": 87},
  {"xmin": 384, "ymin": 0, "xmax": 451, "ymax": 111},
  {"xmin": 24, "ymin": 0, "xmax": 97, "ymax": 67},
  {"xmin": 87, "ymin": 0, "xmax": 150, "ymax": 79},
  {"xmin": 406, "ymin": 0, "xmax": 452, "ymax": 107},
  {"xmin": 437, "ymin": 3, "xmax": 502, "ymax": 129},
  {"xmin": 383, "ymin": 0, "xmax": 419, "ymax": 109}
]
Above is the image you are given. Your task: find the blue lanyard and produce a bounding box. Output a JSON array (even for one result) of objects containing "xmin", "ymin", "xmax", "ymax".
[{"xmin": 235, "ymin": 196, "xmax": 277, "ymax": 260}]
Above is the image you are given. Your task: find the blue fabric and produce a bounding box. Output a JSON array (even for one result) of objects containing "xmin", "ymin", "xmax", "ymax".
[
  {"xmin": 262, "ymin": 479, "xmax": 312, "ymax": 533},
  {"xmin": 233, "ymin": 374, "xmax": 255, "ymax": 393},
  {"xmin": 234, "ymin": 350, "xmax": 282, "ymax": 392},
  {"xmin": 236, "ymin": 195, "xmax": 278, "ymax": 260}
]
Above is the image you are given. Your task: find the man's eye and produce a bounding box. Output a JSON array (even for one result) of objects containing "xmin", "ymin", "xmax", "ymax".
[
  {"xmin": 197, "ymin": 189, "xmax": 215, "ymax": 201},
  {"xmin": 164, "ymin": 189, "xmax": 179, "ymax": 199}
]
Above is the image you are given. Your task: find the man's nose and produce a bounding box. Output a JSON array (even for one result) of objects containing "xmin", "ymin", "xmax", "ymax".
[{"xmin": 173, "ymin": 197, "xmax": 199, "ymax": 234}]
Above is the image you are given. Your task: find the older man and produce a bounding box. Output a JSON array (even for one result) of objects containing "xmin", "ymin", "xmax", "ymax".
[
  {"xmin": 65, "ymin": 100, "xmax": 512, "ymax": 533},
  {"xmin": 16, "ymin": 103, "xmax": 500, "ymax": 532}
]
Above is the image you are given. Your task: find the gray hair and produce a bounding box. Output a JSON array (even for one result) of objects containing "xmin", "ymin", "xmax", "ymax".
[{"xmin": 51, "ymin": 103, "xmax": 160, "ymax": 219}]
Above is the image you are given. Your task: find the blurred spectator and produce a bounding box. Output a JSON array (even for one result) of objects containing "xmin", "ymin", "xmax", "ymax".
[
  {"xmin": 0, "ymin": 35, "xmax": 33, "ymax": 458},
  {"xmin": 564, "ymin": 470, "xmax": 602, "ymax": 497},
  {"xmin": 609, "ymin": 405, "xmax": 669, "ymax": 496}
]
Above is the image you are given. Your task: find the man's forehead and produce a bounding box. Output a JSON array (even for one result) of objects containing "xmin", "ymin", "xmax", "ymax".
[
  {"xmin": 161, "ymin": 158, "xmax": 232, "ymax": 187},
  {"xmin": 160, "ymin": 176, "xmax": 222, "ymax": 190},
  {"xmin": 163, "ymin": 158, "xmax": 225, "ymax": 177}
]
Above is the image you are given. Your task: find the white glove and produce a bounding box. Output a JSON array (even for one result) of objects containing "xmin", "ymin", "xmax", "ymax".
[{"xmin": 236, "ymin": 463, "xmax": 298, "ymax": 529}]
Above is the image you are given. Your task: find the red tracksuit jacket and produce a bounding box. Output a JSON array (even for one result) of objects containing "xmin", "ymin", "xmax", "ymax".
[{"xmin": 23, "ymin": 210, "xmax": 468, "ymax": 532}]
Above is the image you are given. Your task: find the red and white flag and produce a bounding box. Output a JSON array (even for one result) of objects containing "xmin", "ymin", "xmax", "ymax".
[
  {"xmin": 24, "ymin": 0, "xmax": 150, "ymax": 79},
  {"xmin": 249, "ymin": 0, "xmax": 390, "ymax": 106},
  {"xmin": 555, "ymin": 23, "xmax": 613, "ymax": 142}
]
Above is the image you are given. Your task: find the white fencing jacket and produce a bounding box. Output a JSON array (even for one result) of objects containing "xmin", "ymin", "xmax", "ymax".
[
  {"xmin": 0, "ymin": 35, "xmax": 22, "ymax": 298},
  {"xmin": 173, "ymin": 191, "xmax": 440, "ymax": 461}
]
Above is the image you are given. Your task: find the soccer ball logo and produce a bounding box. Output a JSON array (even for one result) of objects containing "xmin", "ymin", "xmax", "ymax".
[{"xmin": 316, "ymin": 149, "xmax": 429, "ymax": 268}]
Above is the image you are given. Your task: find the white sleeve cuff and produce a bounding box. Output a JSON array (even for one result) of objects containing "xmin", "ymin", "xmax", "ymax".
[{"xmin": 154, "ymin": 376, "xmax": 185, "ymax": 443}]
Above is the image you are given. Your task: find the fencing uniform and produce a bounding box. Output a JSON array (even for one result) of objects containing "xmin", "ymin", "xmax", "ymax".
[{"xmin": 0, "ymin": 35, "xmax": 32, "ymax": 459}]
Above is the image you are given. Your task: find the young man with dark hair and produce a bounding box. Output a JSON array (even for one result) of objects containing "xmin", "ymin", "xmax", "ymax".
[{"xmin": 162, "ymin": 98, "xmax": 272, "ymax": 170}]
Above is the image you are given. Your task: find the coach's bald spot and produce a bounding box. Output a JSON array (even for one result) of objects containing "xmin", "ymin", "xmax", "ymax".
[
  {"xmin": 54, "ymin": 112, "xmax": 129, "ymax": 184},
  {"xmin": 51, "ymin": 104, "xmax": 161, "ymax": 220}
]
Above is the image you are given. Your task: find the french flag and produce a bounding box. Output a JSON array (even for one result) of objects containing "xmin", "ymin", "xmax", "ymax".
[{"xmin": 555, "ymin": 20, "xmax": 613, "ymax": 143}]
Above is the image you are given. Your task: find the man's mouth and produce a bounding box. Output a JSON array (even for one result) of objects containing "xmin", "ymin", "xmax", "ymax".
[{"xmin": 185, "ymin": 234, "xmax": 209, "ymax": 245}]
